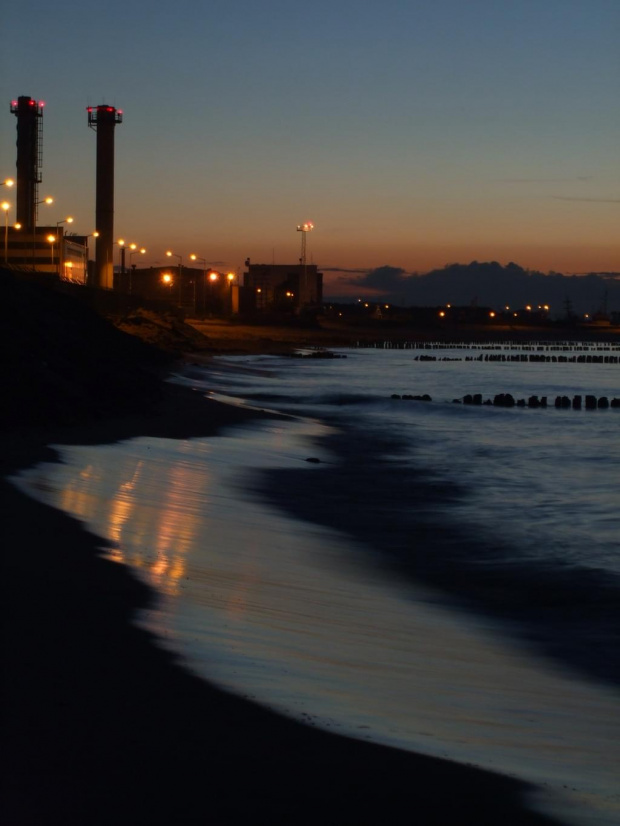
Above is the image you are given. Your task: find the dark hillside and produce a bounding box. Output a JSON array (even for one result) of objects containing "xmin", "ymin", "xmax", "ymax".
[{"xmin": 0, "ymin": 272, "xmax": 174, "ymax": 429}]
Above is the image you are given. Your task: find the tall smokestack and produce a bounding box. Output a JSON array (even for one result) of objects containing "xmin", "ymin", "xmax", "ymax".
[
  {"xmin": 87, "ymin": 105, "xmax": 123, "ymax": 289},
  {"xmin": 10, "ymin": 96, "xmax": 44, "ymax": 232}
]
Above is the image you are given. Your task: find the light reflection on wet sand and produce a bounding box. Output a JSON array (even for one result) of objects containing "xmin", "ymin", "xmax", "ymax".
[{"xmin": 12, "ymin": 419, "xmax": 620, "ymax": 826}]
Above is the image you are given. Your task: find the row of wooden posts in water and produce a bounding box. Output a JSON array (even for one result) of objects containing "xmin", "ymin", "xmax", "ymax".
[
  {"xmin": 390, "ymin": 392, "xmax": 620, "ymax": 409},
  {"xmin": 413, "ymin": 354, "xmax": 619, "ymax": 363},
  {"xmin": 357, "ymin": 340, "xmax": 620, "ymax": 353}
]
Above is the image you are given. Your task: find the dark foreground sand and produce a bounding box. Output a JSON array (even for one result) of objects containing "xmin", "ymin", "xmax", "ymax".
[{"xmin": 1, "ymin": 273, "xmax": 564, "ymax": 824}]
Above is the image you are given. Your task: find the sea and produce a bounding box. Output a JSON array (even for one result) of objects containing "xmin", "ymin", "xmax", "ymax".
[{"xmin": 12, "ymin": 339, "xmax": 620, "ymax": 825}]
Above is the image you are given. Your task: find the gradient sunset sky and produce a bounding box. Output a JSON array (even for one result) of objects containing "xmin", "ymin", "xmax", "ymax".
[{"xmin": 2, "ymin": 0, "xmax": 618, "ymax": 292}]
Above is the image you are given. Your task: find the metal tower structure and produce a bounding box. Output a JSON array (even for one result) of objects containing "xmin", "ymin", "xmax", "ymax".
[
  {"xmin": 296, "ymin": 221, "xmax": 314, "ymax": 304},
  {"xmin": 88, "ymin": 105, "xmax": 123, "ymax": 289},
  {"xmin": 10, "ymin": 96, "xmax": 45, "ymax": 231}
]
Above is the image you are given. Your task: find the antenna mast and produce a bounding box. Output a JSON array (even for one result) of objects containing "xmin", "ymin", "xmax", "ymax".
[{"xmin": 296, "ymin": 221, "xmax": 314, "ymax": 305}]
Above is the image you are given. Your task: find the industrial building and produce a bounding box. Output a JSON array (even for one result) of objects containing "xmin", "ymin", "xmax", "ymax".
[
  {"xmin": 243, "ymin": 262, "xmax": 323, "ymax": 311},
  {"xmin": 4, "ymin": 225, "xmax": 89, "ymax": 283},
  {"xmin": 4, "ymin": 96, "xmax": 324, "ymax": 317},
  {"xmin": 4, "ymin": 96, "xmax": 89, "ymax": 281}
]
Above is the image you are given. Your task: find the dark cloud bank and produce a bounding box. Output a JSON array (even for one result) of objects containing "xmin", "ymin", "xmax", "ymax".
[{"xmin": 331, "ymin": 262, "xmax": 620, "ymax": 316}]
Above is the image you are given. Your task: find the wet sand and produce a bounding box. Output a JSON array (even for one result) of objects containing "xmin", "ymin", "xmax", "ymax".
[
  {"xmin": 1, "ymin": 379, "xmax": 569, "ymax": 825},
  {"xmin": 1, "ymin": 272, "xmax": 567, "ymax": 824}
]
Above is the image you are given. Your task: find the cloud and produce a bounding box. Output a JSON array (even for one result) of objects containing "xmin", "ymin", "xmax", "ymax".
[
  {"xmin": 322, "ymin": 266, "xmax": 373, "ymax": 274},
  {"xmin": 499, "ymin": 176, "xmax": 591, "ymax": 183},
  {"xmin": 346, "ymin": 265, "xmax": 407, "ymax": 289},
  {"xmin": 552, "ymin": 196, "xmax": 620, "ymax": 204}
]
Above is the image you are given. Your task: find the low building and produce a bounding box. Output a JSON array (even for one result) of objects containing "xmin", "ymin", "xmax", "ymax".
[
  {"xmin": 127, "ymin": 266, "xmax": 239, "ymax": 316},
  {"xmin": 243, "ymin": 262, "xmax": 323, "ymax": 311},
  {"xmin": 4, "ymin": 226, "xmax": 88, "ymax": 284}
]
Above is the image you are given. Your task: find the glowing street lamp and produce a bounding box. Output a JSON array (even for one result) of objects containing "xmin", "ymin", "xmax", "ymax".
[
  {"xmin": 189, "ymin": 253, "xmax": 206, "ymax": 269},
  {"xmin": 205, "ymin": 270, "xmax": 220, "ymax": 314},
  {"xmin": 47, "ymin": 234, "xmax": 57, "ymax": 272},
  {"xmin": 162, "ymin": 272, "xmax": 174, "ymax": 299},
  {"xmin": 166, "ymin": 250, "xmax": 183, "ymax": 303},
  {"xmin": 82, "ymin": 231, "xmax": 99, "ymax": 283},
  {"xmin": 116, "ymin": 239, "xmax": 138, "ymax": 286},
  {"xmin": 1, "ymin": 179, "xmax": 14, "ymax": 188},
  {"xmin": 166, "ymin": 250, "xmax": 182, "ymax": 271},
  {"xmin": 128, "ymin": 246, "xmax": 146, "ymax": 294},
  {"xmin": 54, "ymin": 217, "xmax": 74, "ymax": 275},
  {"xmin": 35, "ymin": 195, "xmax": 54, "ymax": 223},
  {"xmin": 129, "ymin": 246, "xmax": 146, "ymax": 266},
  {"xmin": 35, "ymin": 196, "xmax": 53, "ymax": 236},
  {"xmin": 190, "ymin": 254, "xmax": 207, "ymax": 312},
  {"xmin": 116, "ymin": 238, "xmax": 126, "ymax": 276},
  {"xmin": 2, "ymin": 201, "xmax": 11, "ymax": 262},
  {"xmin": 296, "ymin": 221, "xmax": 314, "ymax": 305},
  {"xmin": 226, "ymin": 273, "xmax": 236, "ymax": 314}
]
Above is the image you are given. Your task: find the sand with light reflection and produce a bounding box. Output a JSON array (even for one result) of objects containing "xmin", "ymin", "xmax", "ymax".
[{"xmin": 13, "ymin": 416, "xmax": 620, "ymax": 826}]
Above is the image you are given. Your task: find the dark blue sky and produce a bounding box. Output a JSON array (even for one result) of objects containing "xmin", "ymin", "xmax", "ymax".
[{"xmin": 2, "ymin": 0, "xmax": 618, "ymax": 287}]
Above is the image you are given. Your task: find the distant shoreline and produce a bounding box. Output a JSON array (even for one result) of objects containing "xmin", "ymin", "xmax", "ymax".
[{"xmin": 179, "ymin": 316, "xmax": 620, "ymax": 358}]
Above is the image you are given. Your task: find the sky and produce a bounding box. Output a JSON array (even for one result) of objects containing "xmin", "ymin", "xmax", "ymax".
[{"xmin": 1, "ymin": 0, "xmax": 618, "ymax": 294}]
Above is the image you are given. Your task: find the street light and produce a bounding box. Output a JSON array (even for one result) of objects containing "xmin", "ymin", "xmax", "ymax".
[
  {"xmin": 296, "ymin": 221, "xmax": 314, "ymax": 305},
  {"xmin": 162, "ymin": 272, "xmax": 174, "ymax": 300},
  {"xmin": 35, "ymin": 195, "xmax": 54, "ymax": 217},
  {"xmin": 189, "ymin": 254, "xmax": 207, "ymax": 312},
  {"xmin": 128, "ymin": 247, "xmax": 146, "ymax": 295},
  {"xmin": 55, "ymin": 216, "xmax": 74, "ymax": 276},
  {"xmin": 47, "ymin": 234, "xmax": 57, "ymax": 272},
  {"xmin": 25, "ymin": 197, "xmax": 53, "ymax": 270},
  {"xmin": 129, "ymin": 246, "xmax": 146, "ymax": 266},
  {"xmin": 116, "ymin": 239, "xmax": 138, "ymax": 289},
  {"xmin": 81, "ymin": 231, "xmax": 98, "ymax": 284},
  {"xmin": 225, "ymin": 273, "xmax": 237, "ymax": 314},
  {"xmin": 166, "ymin": 250, "xmax": 182, "ymax": 304},
  {"xmin": 2, "ymin": 201, "xmax": 10, "ymax": 262},
  {"xmin": 34, "ymin": 196, "xmax": 53, "ymax": 231},
  {"xmin": 116, "ymin": 238, "xmax": 126, "ymax": 278},
  {"xmin": 2, "ymin": 179, "xmax": 14, "ymax": 188},
  {"xmin": 207, "ymin": 270, "xmax": 220, "ymax": 315}
]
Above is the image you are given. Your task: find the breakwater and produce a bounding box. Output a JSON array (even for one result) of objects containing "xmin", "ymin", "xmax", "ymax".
[
  {"xmin": 389, "ymin": 393, "xmax": 620, "ymax": 409},
  {"xmin": 413, "ymin": 353, "xmax": 619, "ymax": 363},
  {"xmin": 356, "ymin": 339, "xmax": 620, "ymax": 356}
]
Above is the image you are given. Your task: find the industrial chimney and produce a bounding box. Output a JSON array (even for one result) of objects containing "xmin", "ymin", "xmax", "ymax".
[
  {"xmin": 10, "ymin": 96, "xmax": 44, "ymax": 232},
  {"xmin": 87, "ymin": 105, "xmax": 122, "ymax": 289}
]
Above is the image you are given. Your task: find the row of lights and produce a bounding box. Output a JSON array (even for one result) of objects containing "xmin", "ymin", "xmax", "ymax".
[
  {"xmin": 163, "ymin": 249, "xmax": 236, "ymax": 284},
  {"xmin": 1, "ymin": 183, "xmax": 103, "ymax": 273},
  {"xmin": 117, "ymin": 239, "xmax": 147, "ymax": 266},
  {"xmin": 2, "ymin": 179, "xmax": 24, "ymax": 263},
  {"xmin": 2, "ymin": 178, "xmax": 246, "ymax": 289},
  {"xmin": 3, "ymin": 178, "xmax": 232, "ymax": 287}
]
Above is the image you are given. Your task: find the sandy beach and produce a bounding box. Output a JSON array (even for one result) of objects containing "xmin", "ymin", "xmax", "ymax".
[{"xmin": 0, "ymin": 272, "xmax": 588, "ymax": 824}]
